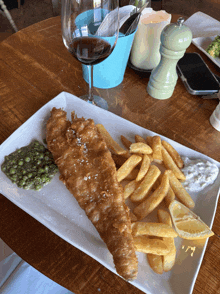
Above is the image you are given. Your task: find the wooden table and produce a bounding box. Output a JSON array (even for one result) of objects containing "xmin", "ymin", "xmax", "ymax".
[{"xmin": 0, "ymin": 15, "xmax": 220, "ymax": 294}]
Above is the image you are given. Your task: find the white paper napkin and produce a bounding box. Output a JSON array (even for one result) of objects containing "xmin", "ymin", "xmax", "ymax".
[
  {"xmin": 0, "ymin": 253, "xmax": 22, "ymax": 288},
  {"xmin": 0, "ymin": 253, "xmax": 74, "ymax": 294},
  {"xmin": 95, "ymin": 6, "xmax": 153, "ymax": 36},
  {"xmin": 184, "ymin": 11, "xmax": 220, "ymax": 38},
  {"xmin": 96, "ymin": 5, "xmax": 136, "ymax": 36}
]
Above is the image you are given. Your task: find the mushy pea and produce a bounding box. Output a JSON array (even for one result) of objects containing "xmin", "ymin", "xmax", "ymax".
[{"xmin": 1, "ymin": 140, "xmax": 58, "ymax": 191}]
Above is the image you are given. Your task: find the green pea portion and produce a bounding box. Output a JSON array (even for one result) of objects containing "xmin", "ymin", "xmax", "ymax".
[{"xmin": 1, "ymin": 140, "xmax": 58, "ymax": 191}]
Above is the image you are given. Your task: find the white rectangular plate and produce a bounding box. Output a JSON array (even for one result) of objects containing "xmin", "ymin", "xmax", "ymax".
[
  {"xmin": 0, "ymin": 92, "xmax": 219, "ymax": 294},
  {"xmin": 192, "ymin": 35, "xmax": 220, "ymax": 69}
]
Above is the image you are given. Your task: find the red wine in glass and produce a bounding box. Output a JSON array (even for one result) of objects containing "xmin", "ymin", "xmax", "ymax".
[{"xmin": 69, "ymin": 37, "xmax": 112, "ymax": 66}]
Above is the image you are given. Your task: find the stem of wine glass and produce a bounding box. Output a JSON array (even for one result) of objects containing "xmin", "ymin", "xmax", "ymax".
[
  {"xmin": 88, "ymin": 65, "xmax": 94, "ymax": 103},
  {"xmin": 82, "ymin": 65, "xmax": 108, "ymax": 110}
]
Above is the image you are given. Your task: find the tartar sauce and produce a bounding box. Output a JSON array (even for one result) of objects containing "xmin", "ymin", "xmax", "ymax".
[{"xmin": 181, "ymin": 157, "xmax": 219, "ymax": 192}]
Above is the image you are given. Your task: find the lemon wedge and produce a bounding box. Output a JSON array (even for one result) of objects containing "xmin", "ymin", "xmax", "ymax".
[{"xmin": 169, "ymin": 200, "xmax": 214, "ymax": 240}]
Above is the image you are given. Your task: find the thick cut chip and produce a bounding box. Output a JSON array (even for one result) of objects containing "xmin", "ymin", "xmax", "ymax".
[
  {"xmin": 154, "ymin": 175, "xmax": 175, "ymax": 207},
  {"xmin": 134, "ymin": 236, "xmax": 170, "ymax": 255},
  {"xmin": 133, "ymin": 171, "xmax": 170, "ymax": 220},
  {"xmin": 132, "ymin": 222, "xmax": 178, "ymax": 238},
  {"xmin": 96, "ymin": 124, "xmax": 127, "ymax": 155},
  {"xmin": 117, "ymin": 155, "xmax": 142, "ymax": 182},
  {"xmin": 161, "ymin": 146, "xmax": 185, "ymax": 181},
  {"xmin": 121, "ymin": 135, "xmax": 132, "ymax": 149},
  {"xmin": 136, "ymin": 154, "xmax": 151, "ymax": 182},
  {"xmin": 162, "ymin": 140, "xmax": 184, "ymax": 169},
  {"xmin": 157, "ymin": 209, "xmax": 176, "ymax": 272},
  {"xmin": 164, "ymin": 187, "xmax": 175, "ymax": 207},
  {"xmin": 124, "ymin": 168, "xmax": 139, "ymax": 181},
  {"xmin": 135, "ymin": 135, "xmax": 146, "ymax": 143},
  {"xmin": 167, "ymin": 170, "xmax": 195, "ymax": 209},
  {"xmin": 148, "ymin": 154, "xmax": 154, "ymax": 162},
  {"xmin": 147, "ymin": 254, "xmax": 163, "ymax": 274},
  {"xmin": 130, "ymin": 165, "xmax": 161, "ymax": 203},
  {"xmin": 130, "ymin": 142, "xmax": 153, "ymax": 155},
  {"xmin": 146, "ymin": 136, "xmax": 153, "ymax": 147},
  {"xmin": 151, "ymin": 136, "xmax": 163, "ymax": 164},
  {"xmin": 124, "ymin": 180, "xmax": 138, "ymax": 199}
]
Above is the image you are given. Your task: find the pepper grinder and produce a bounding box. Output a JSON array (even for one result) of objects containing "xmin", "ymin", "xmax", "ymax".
[{"xmin": 147, "ymin": 17, "xmax": 192, "ymax": 99}]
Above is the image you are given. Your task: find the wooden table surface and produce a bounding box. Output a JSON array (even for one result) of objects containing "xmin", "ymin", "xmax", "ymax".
[{"xmin": 0, "ymin": 15, "xmax": 220, "ymax": 294}]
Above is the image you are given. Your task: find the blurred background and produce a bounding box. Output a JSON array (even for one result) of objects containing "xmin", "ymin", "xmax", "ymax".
[
  {"xmin": 0, "ymin": 0, "xmax": 60, "ymax": 42},
  {"xmin": 0, "ymin": 0, "xmax": 219, "ymax": 42}
]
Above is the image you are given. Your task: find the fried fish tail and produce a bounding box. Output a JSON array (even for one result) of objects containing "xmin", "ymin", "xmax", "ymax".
[
  {"xmin": 104, "ymin": 203, "xmax": 138, "ymax": 280},
  {"xmin": 46, "ymin": 108, "xmax": 138, "ymax": 280}
]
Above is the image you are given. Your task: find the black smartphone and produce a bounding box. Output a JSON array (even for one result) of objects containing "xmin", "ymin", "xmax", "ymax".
[{"xmin": 177, "ymin": 52, "xmax": 220, "ymax": 95}]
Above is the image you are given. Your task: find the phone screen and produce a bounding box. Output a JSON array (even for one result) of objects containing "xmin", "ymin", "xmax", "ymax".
[{"xmin": 177, "ymin": 53, "xmax": 219, "ymax": 92}]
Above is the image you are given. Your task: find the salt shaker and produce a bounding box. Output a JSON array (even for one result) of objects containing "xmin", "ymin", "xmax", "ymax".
[{"xmin": 147, "ymin": 17, "xmax": 192, "ymax": 99}]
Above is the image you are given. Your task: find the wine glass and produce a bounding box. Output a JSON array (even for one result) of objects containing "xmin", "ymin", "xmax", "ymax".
[{"xmin": 61, "ymin": 0, "xmax": 120, "ymax": 109}]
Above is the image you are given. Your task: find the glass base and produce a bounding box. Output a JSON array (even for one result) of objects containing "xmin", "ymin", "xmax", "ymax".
[{"xmin": 80, "ymin": 95, "xmax": 108, "ymax": 110}]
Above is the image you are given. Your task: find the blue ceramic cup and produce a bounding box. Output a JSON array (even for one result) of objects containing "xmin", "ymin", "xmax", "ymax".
[{"xmin": 75, "ymin": 9, "xmax": 137, "ymax": 89}]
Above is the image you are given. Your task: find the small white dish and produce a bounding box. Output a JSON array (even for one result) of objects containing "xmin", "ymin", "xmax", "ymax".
[{"xmin": 192, "ymin": 35, "xmax": 220, "ymax": 69}]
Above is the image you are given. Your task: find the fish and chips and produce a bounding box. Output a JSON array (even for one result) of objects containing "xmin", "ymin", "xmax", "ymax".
[{"xmin": 45, "ymin": 108, "xmax": 212, "ymax": 279}]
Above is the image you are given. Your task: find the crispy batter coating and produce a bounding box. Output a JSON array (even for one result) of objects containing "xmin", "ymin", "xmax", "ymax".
[{"xmin": 46, "ymin": 108, "xmax": 138, "ymax": 280}]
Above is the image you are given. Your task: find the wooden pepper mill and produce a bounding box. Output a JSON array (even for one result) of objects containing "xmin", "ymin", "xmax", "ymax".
[{"xmin": 147, "ymin": 17, "xmax": 192, "ymax": 99}]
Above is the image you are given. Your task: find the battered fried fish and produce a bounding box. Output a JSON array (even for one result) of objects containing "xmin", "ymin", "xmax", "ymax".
[{"xmin": 46, "ymin": 108, "xmax": 138, "ymax": 280}]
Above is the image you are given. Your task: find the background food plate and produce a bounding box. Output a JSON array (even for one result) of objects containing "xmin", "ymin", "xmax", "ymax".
[
  {"xmin": 0, "ymin": 92, "xmax": 219, "ymax": 294},
  {"xmin": 192, "ymin": 35, "xmax": 220, "ymax": 69}
]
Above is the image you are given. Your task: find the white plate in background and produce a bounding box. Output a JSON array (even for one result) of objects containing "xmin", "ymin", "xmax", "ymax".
[
  {"xmin": 0, "ymin": 91, "xmax": 219, "ymax": 294},
  {"xmin": 192, "ymin": 35, "xmax": 220, "ymax": 69}
]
